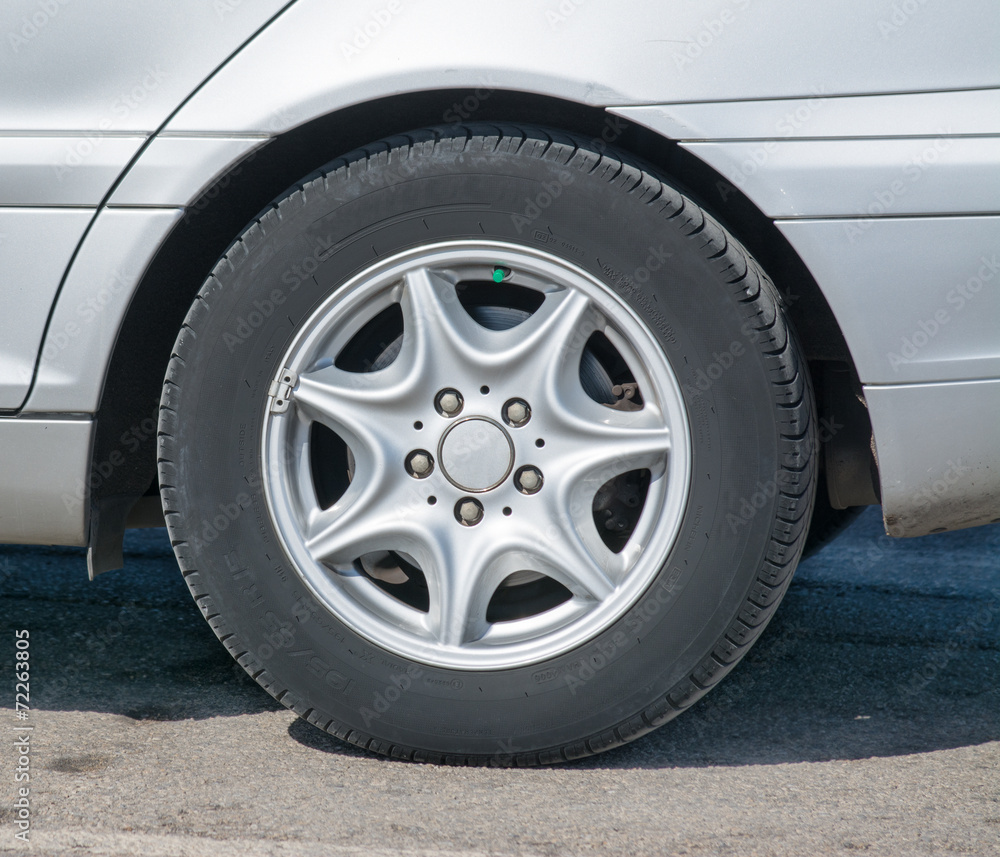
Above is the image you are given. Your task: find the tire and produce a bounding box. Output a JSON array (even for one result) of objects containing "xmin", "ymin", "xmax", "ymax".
[{"xmin": 158, "ymin": 124, "xmax": 816, "ymax": 765}]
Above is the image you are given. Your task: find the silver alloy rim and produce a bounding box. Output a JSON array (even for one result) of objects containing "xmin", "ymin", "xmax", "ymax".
[{"xmin": 261, "ymin": 240, "xmax": 691, "ymax": 670}]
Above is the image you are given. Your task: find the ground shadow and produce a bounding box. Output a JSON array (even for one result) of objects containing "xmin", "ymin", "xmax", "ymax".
[
  {"xmin": 0, "ymin": 529, "xmax": 281, "ymax": 721},
  {"xmin": 289, "ymin": 509, "xmax": 1000, "ymax": 767},
  {"xmin": 3, "ymin": 510, "xmax": 997, "ymax": 764}
]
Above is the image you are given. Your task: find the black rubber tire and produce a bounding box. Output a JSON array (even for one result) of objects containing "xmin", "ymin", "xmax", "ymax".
[{"xmin": 158, "ymin": 124, "xmax": 817, "ymax": 766}]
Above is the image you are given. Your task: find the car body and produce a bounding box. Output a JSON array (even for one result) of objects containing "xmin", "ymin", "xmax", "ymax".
[{"xmin": 2, "ymin": 0, "xmax": 997, "ymax": 762}]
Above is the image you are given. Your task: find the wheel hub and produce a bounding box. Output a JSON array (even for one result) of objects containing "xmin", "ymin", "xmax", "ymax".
[{"xmin": 438, "ymin": 416, "xmax": 514, "ymax": 493}]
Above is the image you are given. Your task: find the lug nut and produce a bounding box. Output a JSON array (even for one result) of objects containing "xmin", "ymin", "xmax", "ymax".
[
  {"xmin": 456, "ymin": 498, "xmax": 484, "ymax": 526},
  {"xmin": 436, "ymin": 389, "xmax": 464, "ymax": 417},
  {"xmin": 503, "ymin": 398, "xmax": 531, "ymax": 427},
  {"xmin": 406, "ymin": 450, "xmax": 433, "ymax": 478},
  {"xmin": 516, "ymin": 466, "xmax": 543, "ymax": 495}
]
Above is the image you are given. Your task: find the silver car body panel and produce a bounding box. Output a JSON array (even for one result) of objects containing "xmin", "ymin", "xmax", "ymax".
[
  {"xmin": 610, "ymin": 89, "xmax": 1000, "ymax": 140},
  {"xmin": 163, "ymin": 0, "xmax": 1000, "ymax": 134},
  {"xmin": 106, "ymin": 136, "xmax": 269, "ymax": 207},
  {"xmin": 0, "ymin": 0, "xmax": 292, "ymax": 132},
  {"xmin": 0, "ymin": 208, "xmax": 92, "ymax": 408},
  {"xmin": 0, "ymin": 0, "xmax": 291, "ymax": 413},
  {"xmin": 0, "ymin": 417, "xmax": 92, "ymax": 545},
  {"xmin": 866, "ymin": 381, "xmax": 1000, "ymax": 537},
  {"xmin": 775, "ymin": 217, "xmax": 1000, "ymax": 386},
  {"xmin": 1, "ymin": 0, "xmax": 998, "ymax": 542},
  {"xmin": 24, "ymin": 209, "xmax": 184, "ymax": 414},
  {"xmin": 678, "ymin": 137, "xmax": 1000, "ymax": 218},
  {"xmin": 0, "ymin": 136, "xmax": 145, "ymax": 205}
]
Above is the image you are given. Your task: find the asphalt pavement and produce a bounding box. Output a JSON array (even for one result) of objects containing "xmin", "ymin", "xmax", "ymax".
[{"xmin": 1, "ymin": 506, "xmax": 998, "ymax": 856}]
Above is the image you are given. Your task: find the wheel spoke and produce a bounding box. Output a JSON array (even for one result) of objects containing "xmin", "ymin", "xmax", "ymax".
[
  {"xmin": 498, "ymin": 286, "xmax": 596, "ymax": 369},
  {"xmin": 518, "ymin": 512, "xmax": 618, "ymax": 600},
  {"xmin": 522, "ymin": 287, "xmax": 597, "ymax": 360},
  {"xmin": 292, "ymin": 361, "xmax": 420, "ymax": 480},
  {"xmin": 505, "ymin": 504, "xmax": 621, "ymax": 602},
  {"xmin": 402, "ymin": 268, "xmax": 598, "ymax": 379},
  {"xmin": 303, "ymin": 478, "xmax": 431, "ymax": 566},
  {"xmin": 294, "ymin": 361, "xmax": 407, "ymax": 432},
  {"xmin": 398, "ymin": 266, "xmax": 487, "ymax": 372},
  {"xmin": 424, "ymin": 535, "xmax": 507, "ymax": 647},
  {"xmin": 552, "ymin": 411, "xmax": 672, "ymax": 488},
  {"xmin": 492, "ymin": 288, "xmax": 598, "ymax": 387}
]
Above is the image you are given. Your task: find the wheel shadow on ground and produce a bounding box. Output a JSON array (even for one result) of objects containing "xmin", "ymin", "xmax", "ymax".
[
  {"xmin": 289, "ymin": 509, "xmax": 1000, "ymax": 768},
  {"xmin": 0, "ymin": 530, "xmax": 282, "ymax": 721},
  {"xmin": 3, "ymin": 512, "xmax": 997, "ymax": 764},
  {"xmin": 287, "ymin": 576, "xmax": 1000, "ymax": 768}
]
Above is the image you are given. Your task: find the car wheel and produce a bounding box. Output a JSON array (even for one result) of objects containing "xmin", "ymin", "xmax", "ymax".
[{"xmin": 158, "ymin": 124, "xmax": 816, "ymax": 764}]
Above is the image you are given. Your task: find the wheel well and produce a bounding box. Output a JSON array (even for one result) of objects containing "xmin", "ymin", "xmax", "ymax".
[{"xmin": 90, "ymin": 88, "xmax": 867, "ymax": 565}]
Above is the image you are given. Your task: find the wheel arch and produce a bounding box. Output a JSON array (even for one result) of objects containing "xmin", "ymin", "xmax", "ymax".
[{"xmin": 88, "ymin": 88, "xmax": 867, "ymax": 572}]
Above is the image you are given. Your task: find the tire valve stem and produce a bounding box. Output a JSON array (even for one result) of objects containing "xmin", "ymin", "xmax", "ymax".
[{"xmin": 492, "ymin": 266, "xmax": 510, "ymax": 283}]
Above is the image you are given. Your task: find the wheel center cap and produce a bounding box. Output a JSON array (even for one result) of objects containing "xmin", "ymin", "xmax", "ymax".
[{"xmin": 439, "ymin": 417, "xmax": 514, "ymax": 493}]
